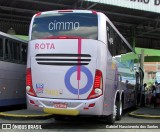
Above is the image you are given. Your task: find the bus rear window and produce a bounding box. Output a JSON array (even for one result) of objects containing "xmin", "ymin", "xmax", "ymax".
[{"xmin": 31, "ymin": 13, "xmax": 98, "ymax": 40}]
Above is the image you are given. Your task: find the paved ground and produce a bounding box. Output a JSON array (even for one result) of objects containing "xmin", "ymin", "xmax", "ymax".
[
  {"xmin": 0, "ymin": 108, "xmax": 160, "ymax": 131},
  {"xmin": 129, "ymin": 107, "xmax": 160, "ymax": 118}
]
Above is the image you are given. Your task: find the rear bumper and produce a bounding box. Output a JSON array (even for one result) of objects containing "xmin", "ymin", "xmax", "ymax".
[{"xmin": 27, "ymin": 94, "xmax": 104, "ymax": 116}]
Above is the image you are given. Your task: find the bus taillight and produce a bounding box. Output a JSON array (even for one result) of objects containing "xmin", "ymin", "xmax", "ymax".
[
  {"xmin": 26, "ymin": 68, "xmax": 36, "ymax": 96},
  {"xmin": 87, "ymin": 69, "xmax": 103, "ymax": 99}
]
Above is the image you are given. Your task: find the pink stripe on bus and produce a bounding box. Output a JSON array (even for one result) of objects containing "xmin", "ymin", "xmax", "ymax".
[{"xmin": 77, "ymin": 39, "xmax": 82, "ymax": 80}]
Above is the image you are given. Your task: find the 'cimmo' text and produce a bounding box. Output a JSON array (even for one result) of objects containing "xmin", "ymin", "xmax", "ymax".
[{"xmin": 48, "ymin": 20, "xmax": 80, "ymax": 31}]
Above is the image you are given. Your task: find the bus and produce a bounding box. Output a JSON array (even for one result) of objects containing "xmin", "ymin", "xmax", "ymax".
[
  {"xmin": 26, "ymin": 10, "xmax": 138, "ymax": 124},
  {"xmin": 0, "ymin": 31, "xmax": 27, "ymax": 106}
]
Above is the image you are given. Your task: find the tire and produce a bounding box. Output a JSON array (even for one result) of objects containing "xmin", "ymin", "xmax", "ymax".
[
  {"xmin": 116, "ymin": 99, "xmax": 122, "ymax": 120},
  {"xmin": 105, "ymin": 114, "xmax": 115, "ymax": 124},
  {"xmin": 105, "ymin": 104, "xmax": 116, "ymax": 124}
]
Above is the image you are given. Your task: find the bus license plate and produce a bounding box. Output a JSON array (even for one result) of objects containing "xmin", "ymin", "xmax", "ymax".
[{"xmin": 54, "ymin": 103, "xmax": 67, "ymax": 108}]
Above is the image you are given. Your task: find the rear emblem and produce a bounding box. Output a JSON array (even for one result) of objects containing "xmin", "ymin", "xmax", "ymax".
[{"xmin": 64, "ymin": 66, "xmax": 93, "ymax": 95}]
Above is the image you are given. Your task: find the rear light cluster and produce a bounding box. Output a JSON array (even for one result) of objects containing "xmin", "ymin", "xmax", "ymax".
[
  {"xmin": 87, "ymin": 69, "xmax": 103, "ymax": 99},
  {"xmin": 26, "ymin": 68, "xmax": 36, "ymax": 96}
]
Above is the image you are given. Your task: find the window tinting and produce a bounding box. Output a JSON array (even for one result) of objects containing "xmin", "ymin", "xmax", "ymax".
[
  {"xmin": 0, "ymin": 38, "xmax": 3, "ymax": 58},
  {"xmin": 32, "ymin": 13, "xmax": 98, "ymax": 40},
  {"xmin": 106, "ymin": 22, "xmax": 132, "ymax": 56},
  {"xmin": 4, "ymin": 39, "xmax": 27, "ymax": 64}
]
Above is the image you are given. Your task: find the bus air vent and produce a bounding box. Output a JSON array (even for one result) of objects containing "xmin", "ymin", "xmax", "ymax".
[{"xmin": 35, "ymin": 54, "xmax": 91, "ymax": 66}]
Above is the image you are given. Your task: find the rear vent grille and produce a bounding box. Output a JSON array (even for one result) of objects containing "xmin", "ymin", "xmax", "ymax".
[{"xmin": 36, "ymin": 54, "xmax": 91, "ymax": 66}]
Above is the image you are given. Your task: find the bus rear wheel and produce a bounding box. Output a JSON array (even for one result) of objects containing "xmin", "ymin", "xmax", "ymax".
[
  {"xmin": 105, "ymin": 104, "xmax": 116, "ymax": 124},
  {"xmin": 116, "ymin": 99, "xmax": 122, "ymax": 120}
]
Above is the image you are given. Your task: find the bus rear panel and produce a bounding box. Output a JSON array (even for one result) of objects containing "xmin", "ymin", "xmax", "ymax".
[{"xmin": 27, "ymin": 10, "xmax": 106, "ymax": 116}]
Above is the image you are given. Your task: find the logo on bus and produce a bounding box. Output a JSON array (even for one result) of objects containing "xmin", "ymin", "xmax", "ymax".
[
  {"xmin": 36, "ymin": 83, "xmax": 44, "ymax": 94},
  {"xmin": 64, "ymin": 66, "xmax": 93, "ymax": 95},
  {"xmin": 35, "ymin": 43, "xmax": 55, "ymax": 50},
  {"xmin": 48, "ymin": 20, "xmax": 80, "ymax": 31}
]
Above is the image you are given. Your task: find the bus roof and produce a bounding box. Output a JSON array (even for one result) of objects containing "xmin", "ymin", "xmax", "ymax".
[{"xmin": 35, "ymin": 10, "xmax": 97, "ymax": 16}]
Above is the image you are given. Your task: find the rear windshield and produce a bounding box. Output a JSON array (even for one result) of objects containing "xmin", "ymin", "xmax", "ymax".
[{"xmin": 31, "ymin": 13, "xmax": 98, "ymax": 40}]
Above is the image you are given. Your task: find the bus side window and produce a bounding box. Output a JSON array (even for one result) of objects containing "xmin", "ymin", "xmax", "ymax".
[
  {"xmin": 21, "ymin": 44, "xmax": 27, "ymax": 64},
  {"xmin": 106, "ymin": 22, "xmax": 115, "ymax": 56},
  {"xmin": 6, "ymin": 40, "xmax": 14, "ymax": 62},
  {"xmin": 13, "ymin": 42, "xmax": 20, "ymax": 63},
  {"xmin": 4, "ymin": 39, "xmax": 20, "ymax": 63},
  {"xmin": 0, "ymin": 38, "xmax": 3, "ymax": 58},
  {"xmin": 107, "ymin": 22, "xmax": 132, "ymax": 57},
  {"xmin": 5, "ymin": 39, "xmax": 11, "ymax": 60}
]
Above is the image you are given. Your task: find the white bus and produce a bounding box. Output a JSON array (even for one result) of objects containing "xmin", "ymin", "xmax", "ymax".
[
  {"xmin": 0, "ymin": 31, "xmax": 27, "ymax": 106},
  {"xmin": 27, "ymin": 10, "xmax": 137, "ymax": 124}
]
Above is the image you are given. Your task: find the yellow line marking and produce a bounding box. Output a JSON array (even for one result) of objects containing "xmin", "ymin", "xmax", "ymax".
[
  {"xmin": 0, "ymin": 112, "xmax": 53, "ymax": 118},
  {"xmin": 129, "ymin": 111, "xmax": 160, "ymax": 118}
]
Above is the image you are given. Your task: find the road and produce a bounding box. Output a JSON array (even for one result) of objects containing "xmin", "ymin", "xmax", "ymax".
[{"xmin": 0, "ymin": 108, "xmax": 160, "ymax": 131}]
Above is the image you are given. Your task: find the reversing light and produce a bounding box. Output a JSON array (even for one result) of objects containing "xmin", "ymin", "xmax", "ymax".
[
  {"xmin": 95, "ymin": 88, "xmax": 102, "ymax": 95},
  {"xmin": 26, "ymin": 86, "xmax": 30, "ymax": 92}
]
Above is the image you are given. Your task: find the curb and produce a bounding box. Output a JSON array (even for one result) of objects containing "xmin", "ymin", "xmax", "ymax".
[
  {"xmin": 129, "ymin": 111, "xmax": 160, "ymax": 119},
  {"xmin": 0, "ymin": 110, "xmax": 53, "ymax": 119}
]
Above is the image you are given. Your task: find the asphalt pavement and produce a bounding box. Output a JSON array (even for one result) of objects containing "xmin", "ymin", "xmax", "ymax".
[{"xmin": 0, "ymin": 105, "xmax": 160, "ymax": 131}]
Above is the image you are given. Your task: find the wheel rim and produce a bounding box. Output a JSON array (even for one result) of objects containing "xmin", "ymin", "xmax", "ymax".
[
  {"xmin": 113, "ymin": 104, "xmax": 117, "ymax": 119},
  {"xmin": 119, "ymin": 101, "xmax": 122, "ymax": 116}
]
